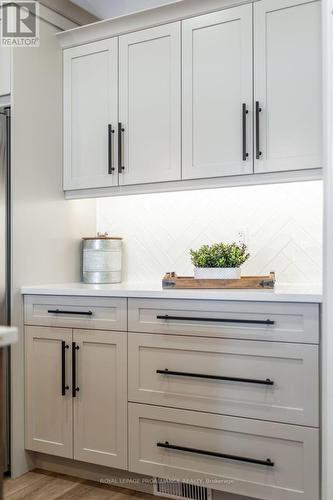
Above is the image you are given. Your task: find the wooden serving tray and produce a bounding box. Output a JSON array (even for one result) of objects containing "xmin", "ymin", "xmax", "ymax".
[{"xmin": 162, "ymin": 272, "xmax": 276, "ymax": 290}]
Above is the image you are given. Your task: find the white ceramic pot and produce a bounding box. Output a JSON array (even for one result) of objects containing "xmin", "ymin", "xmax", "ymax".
[{"xmin": 194, "ymin": 267, "xmax": 241, "ymax": 280}]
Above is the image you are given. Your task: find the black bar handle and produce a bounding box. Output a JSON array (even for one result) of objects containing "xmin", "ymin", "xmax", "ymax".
[
  {"xmin": 72, "ymin": 342, "xmax": 80, "ymax": 398},
  {"xmin": 156, "ymin": 369, "xmax": 274, "ymax": 386},
  {"xmin": 118, "ymin": 122, "xmax": 125, "ymax": 173},
  {"xmin": 255, "ymin": 101, "xmax": 262, "ymax": 160},
  {"xmin": 108, "ymin": 124, "xmax": 114, "ymax": 174},
  {"xmin": 157, "ymin": 442, "xmax": 274, "ymax": 467},
  {"xmin": 242, "ymin": 103, "xmax": 249, "ymax": 161},
  {"xmin": 61, "ymin": 341, "xmax": 69, "ymax": 396},
  {"xmin": 156, "ymin": 315, "xmax": 274, "ymax": 325},
  {"xmin": 48, "ymin": 309, "xmax": 93, "ymax": 316}
]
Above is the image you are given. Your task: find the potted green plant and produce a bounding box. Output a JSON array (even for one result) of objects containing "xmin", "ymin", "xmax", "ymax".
[{"xmin": 190, "ymin": 241, "xmax": 250, "ymax": 280}]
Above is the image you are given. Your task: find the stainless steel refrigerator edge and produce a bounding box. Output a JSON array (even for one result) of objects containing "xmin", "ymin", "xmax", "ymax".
[{"xmin": 0, "ymin": 107, "xmax": 11, "ymax": 474}]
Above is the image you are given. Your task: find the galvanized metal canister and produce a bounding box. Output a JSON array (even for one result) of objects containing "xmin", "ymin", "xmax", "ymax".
[{"xmin": 82, "ymin": 234, "xmax": 122, "ymax": 284}]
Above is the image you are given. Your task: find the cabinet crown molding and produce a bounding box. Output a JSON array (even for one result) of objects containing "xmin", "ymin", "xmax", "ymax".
[{"xmin": 56, "ymin": 0, "xmax": 257, "ymax": 49}]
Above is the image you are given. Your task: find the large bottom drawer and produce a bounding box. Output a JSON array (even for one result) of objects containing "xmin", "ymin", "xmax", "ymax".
[{"xmin": 128, "ymin": 403, "xmax": 319, "ymax": 500}]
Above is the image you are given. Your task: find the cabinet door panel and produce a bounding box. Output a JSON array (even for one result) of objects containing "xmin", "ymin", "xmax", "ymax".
[
  {"xmin": 182, "ymin": 5, "xmax": 253, "ymax": 180},
  {"xmin": 73, "ymin": 329, "xmax": 127, "ymax": 468},
  {"xmin": 64, "ymin": 39, "xmax": 118, "ymax": 190},
  {"xmin": 25, "ymin": 326, "xmax": 72, "ymax": 458},
  {"xmin": 254, "ymin": 0, "xmax": 321, "ymax": 173},
  {"xmin": 119, "ymin": 23, "xmax": 181, "ymax": 185}
]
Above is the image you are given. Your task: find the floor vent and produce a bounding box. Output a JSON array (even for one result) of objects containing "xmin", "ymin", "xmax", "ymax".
[{"xmin": 154, "ymin": 478, "xmax": 212, "ymax": 500}]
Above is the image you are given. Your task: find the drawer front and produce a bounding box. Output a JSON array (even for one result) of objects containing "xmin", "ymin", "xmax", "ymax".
[
  {"xmin": 128, "ymin": 334, "xmax": 319, "ymax": 426},
  {"xmin": 24, "ymin": 295, "xmax": 127, "ymax": 331},
  {"xmin": 129, "ymin": 403, "xmax": 319, "ymax": 500},
  {"xmin": 128, "ymin": 299, "xmax": 319, "ymax": 343}
]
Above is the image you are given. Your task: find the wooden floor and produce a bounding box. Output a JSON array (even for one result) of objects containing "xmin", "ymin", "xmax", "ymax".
[{"xmin": 4, "ymin": 469, "xmax": 162, "ymax": 500}]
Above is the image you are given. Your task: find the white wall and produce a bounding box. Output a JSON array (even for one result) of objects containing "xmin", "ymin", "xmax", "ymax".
[
  {"xmin": 11, "ymin": 16, "xmax": 96, "ymax": 477},
  {"xmin": 322, "ymin": 1, "xmax": 332, "ymax": 500},
  {"xmin": 97, "ymin": 180, "xmax": 323, "ymax": 286},
  {"xmin": 71, "ymin": 0, "xmax": 183, "ymax": 19},
  {"xmin": 40, "ymin": 0, "xmax": 98, "ymax": 24}
]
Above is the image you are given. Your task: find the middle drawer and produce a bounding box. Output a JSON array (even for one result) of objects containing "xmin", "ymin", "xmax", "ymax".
[{"xmin": 128, "ymin": 333, "xmax": 319, "ymax": 426}]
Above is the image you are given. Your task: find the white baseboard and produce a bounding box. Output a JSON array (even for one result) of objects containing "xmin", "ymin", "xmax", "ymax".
[
  {"xmin": 33, "ymin": 452, "xmax": 155, "ymax": 495},
  {"xmin": 32, "ymin": 452, "xmax": 255, "ymax": 500}
]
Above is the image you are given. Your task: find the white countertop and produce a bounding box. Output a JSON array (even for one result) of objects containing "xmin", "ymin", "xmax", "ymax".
[
  {"xmin": 0, "ymin": 326, "xmax": 17, "ymax": 347},
  {"xmin": 21, "ymin": 282, "xmax": 323, "ymax": 303}
]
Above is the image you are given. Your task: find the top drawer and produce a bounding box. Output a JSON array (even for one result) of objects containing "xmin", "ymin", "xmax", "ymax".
[
  {"xmin": 128, "ymin": 299, "xmax": 319, "ymax": 343},
  {"xmin": 24, "ymin": 295, "xmax": 127, "ymax": 331}
]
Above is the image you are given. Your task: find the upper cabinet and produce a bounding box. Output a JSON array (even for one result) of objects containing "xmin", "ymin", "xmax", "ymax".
[
  {"xmin": 63, "ymin": 39, "xmax": 118, "ymax": 190},
  {"xmin": 182, "ymin": 5, "xmax": 253, "ymax": 180},
  {"xmin": 60, "ymin": 0, "xmax": 322, "ymax": 195},
  {"xmin": 119, "ymin": 23, "xmax": 181, "ymax": 185},
  {"xmin": 254, "ymin": 0, "xmax": 322, "ymax": 173}
]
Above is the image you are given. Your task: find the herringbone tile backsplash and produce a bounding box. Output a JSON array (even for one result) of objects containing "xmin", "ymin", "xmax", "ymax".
[{"xmin": 97, "ymin": 181, "xmax": 323, "ymax": 285}]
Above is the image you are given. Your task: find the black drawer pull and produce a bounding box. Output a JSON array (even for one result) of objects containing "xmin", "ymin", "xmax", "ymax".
[
  {"xmin": 255, "ymin": 101, "xmax": 262, "ymax": 160},
  {"xmin": 156, "ymin": 369, "xmax": 274, "ymax": 386},
  {"xmin": 61, "ymin": 341, "xmax": 69, "ymax": 396},
  {"xmin": 72, "ymin": 342, "xmax": 80, "ymax": 398},
  {"xmin": 156, "ymin": 315, "xmax": 274, "ymax": 325},
  {"xmin": 48, "ymin": 309, "xmax": 93, "ymax": 316},
  {"xmin": 108, "ymin": 124, "xmax": 115, "ymax": 174},
  {"xmin": 242, "ymin": 103, "xmax": 249, "ymax": 161},
  {"xmin": 157, "ymin": 442, "xmax": 274, "ymax": 467},
  {"xmin": 118, "ymin": 122, "xmax": 125, "ymax": 173}
]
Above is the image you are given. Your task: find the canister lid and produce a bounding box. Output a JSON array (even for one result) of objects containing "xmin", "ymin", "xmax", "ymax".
[{"xmin": 82, "ymin": 232, "xmax": 122, "ymax": 240}]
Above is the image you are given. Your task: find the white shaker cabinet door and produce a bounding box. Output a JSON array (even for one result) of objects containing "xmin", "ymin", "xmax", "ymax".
[
  {"xmin": 63, "ymin": 39, "xmax": 118, "ymax": 190},
  {"xmin": 182, "ymin": 5, "xmax": 253, "ymax": 180},
  {"xmin": 254, "ymin": 0, "xmax": 322, "ymax": 173},
  {"xmin": 73, "ymin": 329, "xmax": 127, "ymax": 469},
  {"xmin": 119, "ymin": 23, "xmax": 181, "ymax": 185},
  {"xmin": 25, "ymin": 326, "xmax": 73, "ymax": 458}
]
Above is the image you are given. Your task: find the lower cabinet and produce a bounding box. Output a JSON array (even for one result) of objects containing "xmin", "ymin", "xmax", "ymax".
[
  {"xmin": 24, "ymin": 296, "xmax": 320, "ymax": 500},
  {"xmin": 25, "ymin": 326, "xmax": 127, "ymax": 469}
]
